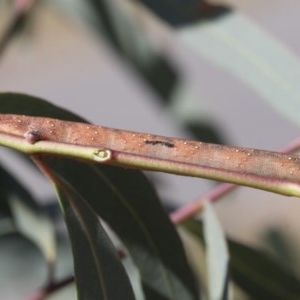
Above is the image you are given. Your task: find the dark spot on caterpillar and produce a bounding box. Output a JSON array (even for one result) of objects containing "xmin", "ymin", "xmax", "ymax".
[
  {"xmin": 144, "ymin": 140, "xmax": 175, "ymax": 148},
  {"xmin": 24, "ymin": 130, "xmax": 42, "ymax": 144}
]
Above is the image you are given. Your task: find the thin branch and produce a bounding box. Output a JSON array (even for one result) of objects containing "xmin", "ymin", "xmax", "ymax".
[{"xmin": 25, "ymin": 275, "xmax": 74, "ymax": 300}]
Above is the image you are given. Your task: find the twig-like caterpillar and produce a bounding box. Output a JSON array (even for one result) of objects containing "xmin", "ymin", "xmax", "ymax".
[{"xmin": 0, "ymin": 114, "xmax": 300, "ymax": 195}]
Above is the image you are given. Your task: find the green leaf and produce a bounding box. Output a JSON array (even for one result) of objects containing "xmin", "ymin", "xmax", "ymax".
[
  {"xmin": 179, "ymin": 13, "xmax": 300, "ymax": 127},
  {"xmin": 0, "ymin": 163, "xmax": 56, "ymax": 278},
  {"xmin": 0, "ymin": 93, "xmax": 84, "ymax": 121},
  {"xmin": 52, "ymin": 170, "xmax": 135, "ymax": 300},
  {"xmin": 10, "ymin": 196, "xmax": 56, "ymax": 273},
  {"xmin": 136, "ymin": 1, "xmax": 230, "ymax": 27},
  {"xmin": 0, "ymin": 93, "xmax": 198, "ymax": 300},
  {"xmin": 43, "ymin": 157, "xmax": 198, "ymax": 300},
  {"xmin": 84, "ymin": 0, "xmax": 178, "ymax": 100},
  {"xmin": 182, "ymin": 218, "xmax": 300, "ymax": 300},
  {"xmin": 202, "ymin": 202, "xmax": 231, "ymax": 300},
  {"xmin": 229, "ymin": 240, "xmax": 300, "ymax": 300}
]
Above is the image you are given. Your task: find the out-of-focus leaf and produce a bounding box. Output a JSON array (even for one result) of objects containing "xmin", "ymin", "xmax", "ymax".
[
  {"xmin": 0, "ymin": 163, "xmax": 40, "ymax": 211},
  {"xmin": 170, "ymin": 83, "xmax": 225, "ymax": 143},
  {"xmin": 0, "ymin": 217, "xmax": 15, "ymax": 235},
  {"xmin": 10, "ymin": 195, "xmax": 56, "ymax": 275},
  {"xmin": 179, "ymin": 13, "xmax": 300, "ymax": 128},
  {"xmin": 0, "ymin": 93, "xmax": 198, "ymax": 300},
  {"xmin": 0, "ymin": 1, "xmax": 36, "ymax": 58},
  {"xmin": 263, "ymin": 228, "xmax": 298, "ymax": 274},
  {"xmin": 138, "ymin": 1, "xmax": 230, "ymax": 27},
  {"xmin": 182, "ymin": 218, "xmax": 300, "ymax": 299},
  {"xmin": 229, "ymin": 240, "xmax": 300, "ymax": 300},
  {"xmin": 185, "ymin": 121, "xmax": 225, "ymax": 144},
  {"xmin": 177, "ymin": 226, "xmax": 208, "ymax": 299},
  {"xmin": 43, "ymin": 158, "xmax": 198, "ymax": 300},
  {"xmin": 0, "ymin": 163, "xmax": 56, "ymax": 275},
  {"xmin": 85, "ymin": 0, "xmax": 178, "ymax": 100},
  {"xmin": 202, "ymin": 202, "xmax": 231, "ymax": 300},
  {"xmin": 52, "ymin": 171, "xmax": 135, "ymax": 300},
  {"xmin": 0, "ymin": 93, "xmax": 84, "ymax": 121}
]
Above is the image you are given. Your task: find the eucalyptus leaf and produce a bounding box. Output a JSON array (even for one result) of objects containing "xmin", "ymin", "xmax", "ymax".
[
  {"xmin": 202, "ymin": 202, "xmax": 231, "ymax": 300},
  {"xmin": 0, "ymin": 93, "xmax": 84, "ymax": 122},
  {"xmin": 136, "ymin": 1, "xmax": 230, "ymax": 26},
  {"xmin": 85, "ymin": 0, "xmax": 178, "ymax": 100},
  {"xmin": 0, "ymin": 163, "xmax": 56, "ymax": 276},
  {"xmin": 43, "ymin": 158, "xmax": 198, "ymax": 300},
  {"xmin": 182, "ymin": 218, "xmax": 300, "ymax": 299},
  {"xmin": 10, "ymin": 195, "xmax": 56, "ymax": 276},
  {"xmin": 230, "ymin": 241, "xmax": 300, "ymax": 300},
  {"xmin": 179, "ymin": 13, "xmax": 300, "ymax": 127},
  {"xmin": 52, "ymin": 171, "xmax": 135, "ymax": 300}
]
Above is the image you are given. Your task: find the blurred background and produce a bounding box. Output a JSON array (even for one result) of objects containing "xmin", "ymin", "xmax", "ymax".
[{"xmin": 1, "ymin": 0, "xmax": 300, "ymax": 299}]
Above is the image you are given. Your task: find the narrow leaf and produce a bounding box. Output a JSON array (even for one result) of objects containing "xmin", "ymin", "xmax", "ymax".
[
  {"xmin": 179, "ymin": 13, "xmax": 300, "ymax": 127},
  {"xmin": 229, "ymin": 241, "xmax": 300, "ymax": 300},
  {"xmin": 50, "ymin": 167, "xmax": 135, "ymax": 300},
  {"xmin": 0, "ymin": 93, "xmax": 84, "ymax": 121},
  {"xmin": 182, "ymin": 218, "xmax": 300, "ymax": 299},
  {"xmin": 42, "ymin": 157, "xmax": 198, "ymax": 300},
  {"xmin": 137, "ymin": 1, "xmax": 230, "ymax": 27},
  {"xmin": 85, "ymin": 0, "xmax": 178, "ymax": 99},
  {"xmin": 202, "ymin": 202, "xmax": 231, "ymax": 300},
  {"xmin": 0, "ymin": 163, "xmax": 56, "ymax": 279},
  {"xmin": 10, "ymin": 196, "xmax": 56, "ymax": 271}
]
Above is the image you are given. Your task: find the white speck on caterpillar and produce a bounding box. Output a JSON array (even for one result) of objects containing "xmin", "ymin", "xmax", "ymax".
[{"xmin": 93, "ymin": 149, "xmax": 111, "ymax": 162}]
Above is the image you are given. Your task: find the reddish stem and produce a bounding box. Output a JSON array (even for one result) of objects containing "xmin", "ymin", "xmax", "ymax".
[{"xmin": 25, "ymin": 275, "xmax": 75, "ymax": 300}]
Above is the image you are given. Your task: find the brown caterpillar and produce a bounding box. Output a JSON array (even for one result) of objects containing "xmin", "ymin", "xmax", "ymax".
[{"xmin": 0, "ymin": 114, "xmax": 300, "ymax": 184}]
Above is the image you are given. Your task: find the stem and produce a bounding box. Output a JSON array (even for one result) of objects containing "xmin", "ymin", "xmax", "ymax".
[{"xmin": 25, "ymin": 275, "xmax": 74, "ymax": 300}]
